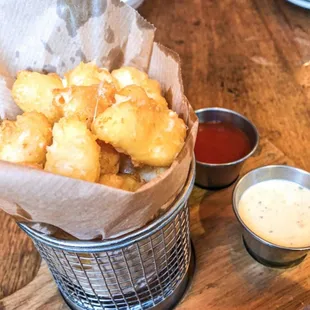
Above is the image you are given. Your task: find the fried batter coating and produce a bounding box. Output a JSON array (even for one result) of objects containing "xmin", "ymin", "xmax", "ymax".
[
  {"xmin": 116, "ymin": 85, "xmax": 150, "ymax": 105},
  {"xmin": 112, "ymin": 67, "xmax": 146, "ymax": 89},
  {"xmin": 98, "ymin": 141, "xmax": 120, "ymax": 175},
  {"xmin": 140, "ymin": 79, "xmax": 168, "ymax": 107},
  {"xmin": 12, "ymin": 71, "xmax": 63, "ymax": 123},
  {"xmin": 99, "ymin": 174, "xmax": 143, "ymax": 192},
  {"xmin": 53, "ymin": 82, "xmax": 115, "ymax": 128},
  {"xmin": 64, "ymin": 62, "xmax": 115, "ymax": 87},
  {"xmin": 45, "ymin": 117, "xmax": 100, "ymax": 182},
  {"xmin": 111, "ymin": 67, "xmax": 168, "ymax": 107},
  {"xmin": 0, "ymin": 112, "xmax": 52, "ymax": 166},
  {"xmin": 92, "ymin": 98, "xmax": 187, "ymax": 167}
]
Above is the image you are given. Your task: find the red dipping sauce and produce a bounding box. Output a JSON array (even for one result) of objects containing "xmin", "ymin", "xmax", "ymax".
[{"xmin": 194, "ymin": 122, "xmax": 252, "ymax": 164}]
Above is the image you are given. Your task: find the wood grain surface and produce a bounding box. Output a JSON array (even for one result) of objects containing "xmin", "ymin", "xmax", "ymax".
[
  {"xmin": 0, "ymin": 212, "xmax": 40, "ymax": 299},
  {"xmin": 1, "ymin": 0, "xmax": 310, "ymax": 309}
]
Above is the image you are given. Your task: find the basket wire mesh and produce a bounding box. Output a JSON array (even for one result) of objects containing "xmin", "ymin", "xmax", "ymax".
[{"xmin": 20, "ymin": 164, "xmax": 195, "ymax": 310}]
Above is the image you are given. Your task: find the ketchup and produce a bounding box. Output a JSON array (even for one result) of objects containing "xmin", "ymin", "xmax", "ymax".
[{"xmin": 194, "ymin": 121, "xmax": 251, "ymax": 164}]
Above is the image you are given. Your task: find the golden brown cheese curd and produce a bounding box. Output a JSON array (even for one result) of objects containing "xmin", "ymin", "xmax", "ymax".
[
  {"xmin": 99, "ymin": 174, "xmax": 143, "ymax": 192},
  {"xmin": 111, "ymin": 67, "xmax": 168, "ymax": 107},
  {"xmin": 12, "ymin": 71, "xmax": 63, "ymax": 123},
  {"xmin": 0, "ymin": 112, "xmax": 52, "ymax": 167},
  {"xmin": 44, "ymin": 117, "xmax": 100, "ymax": 182},
  {"xmin": 116, "ymin": 85, "xmax": 150, "ymax": 105},
  {"xmin": 64, "ymin": 62, "xmax": 115, "ymax": 87},
  {"xmin": 98, "ymin": 141, "xmax": 120, "ymax": 175},
  {"xmin": 92, "ymin": 96, "xmax": 187, "ymax": 167},
  {"xmin": 53, "ymin": 82, "xmax": 115, "ymax": 128}
]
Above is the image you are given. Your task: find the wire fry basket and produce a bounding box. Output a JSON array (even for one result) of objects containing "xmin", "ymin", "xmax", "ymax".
[{"xmin": 19, "ymin": 162, "xmax": 195, "ymax": 310}]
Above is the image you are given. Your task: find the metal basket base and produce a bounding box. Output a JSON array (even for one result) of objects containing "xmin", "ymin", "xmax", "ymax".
[{"xmin": 60, "ymin": 242, "xmax": 195, "ymax": 310}]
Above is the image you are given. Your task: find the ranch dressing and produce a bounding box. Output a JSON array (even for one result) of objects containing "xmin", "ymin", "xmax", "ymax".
[{"xmin": 238, "ymin": 179, "xmax": 310, "ymax": 248}]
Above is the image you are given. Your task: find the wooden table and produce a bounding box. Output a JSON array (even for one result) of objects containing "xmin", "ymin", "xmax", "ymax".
[{"xmin": 1, "ymin": 0, "xmax": 310, "ymax": 309}]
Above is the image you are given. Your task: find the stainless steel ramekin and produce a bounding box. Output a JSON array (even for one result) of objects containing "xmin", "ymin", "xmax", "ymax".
[
  {"xmin": 195, "ymin": 107, "xmax": 259, "ymax": 189},
  {"xmin": 233, "ymin": 165, "xmax": 310, "ymax": 267}
]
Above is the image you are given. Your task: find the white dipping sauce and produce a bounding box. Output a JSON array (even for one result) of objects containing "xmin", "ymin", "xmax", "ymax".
[{"xmin": 238, "ymin": 179, "xmax": 310, "ymax": 248}]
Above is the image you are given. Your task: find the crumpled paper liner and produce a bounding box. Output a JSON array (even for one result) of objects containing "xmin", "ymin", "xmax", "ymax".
[{"xmin": 0, "ymin": 0, "xmax": 198, "ymax": 240}]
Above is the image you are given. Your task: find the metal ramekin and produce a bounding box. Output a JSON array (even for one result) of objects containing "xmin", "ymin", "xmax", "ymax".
[
  {"xmin": 195, "ymin": 107, "xmax": 259, "ymax": 189},
  {"xmin": 233, "ymin": 165, "xmax": 310, "ymax": 267}
]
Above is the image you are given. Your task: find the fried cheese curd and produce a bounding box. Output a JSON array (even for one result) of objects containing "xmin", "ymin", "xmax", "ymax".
[
  {"xmin": 111, "ymin": 67, "xmax": 168, "ymax": 107},
  {"xmin": 99, "ymin": 174, "xmax": 143, "ymax": 192},
  {"xmin": 53, "ymin": 82, "xmax": 116, "ymax": 128},
  {"xmin": 92, "ymin": 86, "xmax": 187, "ymax": 167},
  {"xmin": 98, "ymin": 140, "xmax": 120, "ymax": 175},
  {"xmin": 0, "ymin": 112, "xmax": 52, "ymax": 167},
  {"xmin": 64, "ymin": 62, "xmax": 115, "ymax": 86},
  {"xmin": 8, "ymin": 62, "xmax": 186, "ymax": 191},
  {"xmin": 12, "ymin": 71, "xmax": 63, "ymax": 123},
  {"xmin": 44, "ymin": 117, "xmax": 100, "ymax": 182}
]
